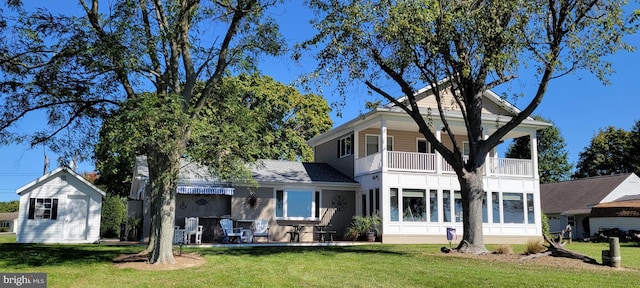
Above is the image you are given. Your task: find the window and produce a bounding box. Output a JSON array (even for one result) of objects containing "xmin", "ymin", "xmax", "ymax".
[
  {"xmin": 503, "ymin": 193, "xmax": 525, "ymax": 223},
  {"xmin": 275, "ymin": 189, "xmax": 318, "ymax": 220},
  {"xmin": 403, "ymin": 189, "xmax": 426, "ymax": 222},
  {"xmin": 338, "ymin": 135, "xmax": 352, "ymax": 158},
  {"xmin": 492, "ymin": 192, "xmax": 501, "ymax": 223},
  {"xmin": 28, "ymin": 198, "xmax": 58, "ymax": 220},
  {"xmin": 443, "ymin": 190, "xmax": 451, "ymax": 222},
  {"xmin": 463, "ymin": 141, "xmax": 470, "ymax": 156},
  {"xmin": 365, "ymin": 135, "xmax": 393, "ymax": 156},
  {"xmin": 390, "ymin": 188, "xmax": 399, "ymax": 222},
  {"xmin": 454, "ymin": 191, "xmax": 463, "ymax": 222},
  {"xmin": 527, "ymin": 193, "xmax": 535, "ymax": 224},
  {"xmin": 429, "ymin": 190, "xmax": 438, "ymax": 222},
  {"xmin": 417, "ymin": 139, "xmax": 435, "ymax": 153}
]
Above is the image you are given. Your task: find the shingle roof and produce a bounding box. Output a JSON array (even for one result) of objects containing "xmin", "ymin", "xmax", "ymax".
[
  {"xmin": 250, "ymin": 160, "xmax": 357, "ymax": 184},
  {"xmin": 540, "ymin": 174, "xmax": 633, "ymax": 215},
  {"xmin": 0, "ymin": 212, "xmax": 18, "ymax": 222}
]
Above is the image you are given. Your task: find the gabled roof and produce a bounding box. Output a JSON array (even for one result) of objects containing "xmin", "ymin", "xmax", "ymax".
[
  {"xmin": 0, "ymin": 212, "xmax": 18, "ymax": 222},
  {"xmin": 250, "ymin": 160, "xmax": 357, "ymax": 185},
  {"xmin": 540, "ymin": 173, "xmax": 634, "ymax": 215},
  {"xmin": 16, "ymin": 166, "xmax": 106, "ymax": 197}
]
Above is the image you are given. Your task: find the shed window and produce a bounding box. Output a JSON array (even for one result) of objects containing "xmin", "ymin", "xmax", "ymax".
[{"xmin": 28, "ymin": 198, "xmax": 59, "ymax": 220}]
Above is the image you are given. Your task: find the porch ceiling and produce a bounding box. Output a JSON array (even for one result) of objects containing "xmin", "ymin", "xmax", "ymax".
[{"xmin": 367, "ymin": 118, "xmax": 531, "ymax": 140}]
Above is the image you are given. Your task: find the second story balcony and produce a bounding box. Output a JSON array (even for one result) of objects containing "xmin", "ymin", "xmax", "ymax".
[{"xmin": 355, "ymin": 151, "xmax": 533, "ymax": 177}]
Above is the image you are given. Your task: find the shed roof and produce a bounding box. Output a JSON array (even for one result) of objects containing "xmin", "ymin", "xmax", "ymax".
[
  {"xmin": 540, "ymin": 174, "xmax": 633, "ymax": 215},
  {"xmin": 16, "ymin": 166, "xmax": 106, "ymax": 197}
]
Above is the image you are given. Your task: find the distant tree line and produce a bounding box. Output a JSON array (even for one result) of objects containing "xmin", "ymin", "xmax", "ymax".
[{"xmin": 0, "ymin": 200, "xmax": 18, "ymax": 213}]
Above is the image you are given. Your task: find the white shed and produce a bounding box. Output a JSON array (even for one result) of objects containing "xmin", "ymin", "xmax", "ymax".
[{"xmin": 16, "ymin": 166, "xmax": 105, "ymax": 243}]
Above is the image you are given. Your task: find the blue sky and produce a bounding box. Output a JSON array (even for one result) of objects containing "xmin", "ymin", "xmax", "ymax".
[{"xmin": 1, "ymin": 2, "xmax": 639, "ymax": 202}]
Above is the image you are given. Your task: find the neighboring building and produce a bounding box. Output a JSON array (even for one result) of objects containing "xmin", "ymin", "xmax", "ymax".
[
  {"xmin": 540, "ymin": 173, "xmax": 640, "ymax": 240},
  {"xmin": 0, "ymin": 212, "xmax": 18, "ymax": 233},
  {"xmin": 130, "ymin": 85, "xmax": 550, "ymax": 244},
  {"xmin": 16, "ymin": 166, "xmax": 105, "ymax": 243}
]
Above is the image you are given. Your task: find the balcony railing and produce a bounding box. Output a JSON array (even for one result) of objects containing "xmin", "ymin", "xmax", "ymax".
[{"xmin": 355, "ymin": 151, "xmax": 533, "ymax": 177}]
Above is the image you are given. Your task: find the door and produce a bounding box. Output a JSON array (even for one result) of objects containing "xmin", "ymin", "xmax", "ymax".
[{"xmin": 64, "ymin": 195, "xmax": 88, "ymax": 241}]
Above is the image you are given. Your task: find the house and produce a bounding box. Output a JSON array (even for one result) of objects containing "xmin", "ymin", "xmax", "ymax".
[
  {"xmin": 540, "ymin": 173, "xmax": 640, "ymax": 240},
  {"xmin": 589, "ymin": 196, "xmax": 640, "ymax": 236},
  {"xmin": 16, "ymin": 166, "xmax": 106, "ymax": 243},
  {"xmin": 0, "ymin": 212, "xmax": 18, "ymax": 233},
  {"xmin": 307, "ymin": 87, "xmax": 550, "ymax": 244},
  {"xmin": 129, "ymin": 86, "xmax": 550, "ymax": 244},
  {"xmin": 128, "ymin": 157, "xmax": 359, "ymax": 242}
]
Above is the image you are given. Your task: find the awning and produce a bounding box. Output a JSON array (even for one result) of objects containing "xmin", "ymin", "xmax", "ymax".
[{"xmin": 177, "ymin": 185, "xmax": 234, "ymax": 196}]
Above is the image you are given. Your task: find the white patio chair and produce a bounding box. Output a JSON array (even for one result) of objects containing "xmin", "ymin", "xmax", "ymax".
[
  {"xmin": 252, "ymin": 219, "xmax": 270, "ymax": 243},
  {"xmin": 220, "ymin": 218, "xmax": 243, "ymax": 243},
  {"xmin": 184, "ymin": 217, "xmax": 203, "ymax": 244}
]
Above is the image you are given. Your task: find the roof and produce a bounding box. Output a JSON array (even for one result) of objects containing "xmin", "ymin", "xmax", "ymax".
[
  {"xmin": 0, "ymin": 212, "xmax": 18, "ymax": 222},
  {"xmin": 134, "ymin": 157, "xmax": 358, "ymax": 187},
  {"xmin": 590, "ymin": 200, "xmax": 640, "ymax": 218},
  {"xmin": 250, "ymin": 160, "xmax": 357, "ymax": 185},
  {"xmin": 16, "ymin": 166, "xmax": 106, "ymax": 197},
  {"xmin": 306, "ymin": 84, "xmax": 551, "ymax": 147},
  {"xmin": 540, "ymin": 174, "xmax": 634, "ymax": 215}
]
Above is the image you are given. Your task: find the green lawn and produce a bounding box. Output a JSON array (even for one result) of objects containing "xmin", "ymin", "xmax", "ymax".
[{"xmin": 1, "ymin": 234, "xmax": 639, "ymax": 288}]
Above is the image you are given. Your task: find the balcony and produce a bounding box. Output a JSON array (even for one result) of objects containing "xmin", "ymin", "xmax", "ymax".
[{"xmin": 355, "ymin": 151, "xmax": 533, "ymax": 177}]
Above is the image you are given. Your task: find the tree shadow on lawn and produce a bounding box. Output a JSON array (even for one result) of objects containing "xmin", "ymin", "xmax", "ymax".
[
  {"xmin": 195, "ymin": 245, "xmax": 409, "ymax": 258},
  {"xmin": 0, "ymin": 243, "xmax": 141, "ymax": 268}
]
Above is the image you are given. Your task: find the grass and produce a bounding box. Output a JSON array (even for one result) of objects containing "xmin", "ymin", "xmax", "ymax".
[{"xmin": 1, "ymin": 234, "xmax": 640, "ymax": 287}]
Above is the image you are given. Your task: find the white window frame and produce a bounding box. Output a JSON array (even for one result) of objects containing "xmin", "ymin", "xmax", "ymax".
[
  {"xmin": 275, "ymin": 188, "xmax": 319, "ymax": 221},
  {"xmin": 417, "ymin": 138, "xmax": 434, "ymax": 153},
  {"xmin": 339, "ymin": 135, "xmax": 352, "ymax": 158},
  {"xmin": 365, "ymin": 134, "xmax": 393, "ymax": 156}
]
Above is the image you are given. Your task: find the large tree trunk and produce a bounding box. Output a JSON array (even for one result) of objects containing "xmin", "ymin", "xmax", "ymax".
[
  {"xmin": 145, "ymin": 148, "xmax": 182, "ymax": 264},
  {"xmin": 456, "ymin": 169, "xmax": 489, "ymax": 254}
]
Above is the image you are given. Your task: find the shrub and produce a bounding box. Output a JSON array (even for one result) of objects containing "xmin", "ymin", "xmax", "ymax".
[
  {"xmin": 541, "ymin": 213, "xmax": 550, "ymax": 239},
  {"xmin": 524, "ymin": 238, "xmax": 547, "ymax": 255},
  {"xmin": 494, "ymin": 244, "xmax": 513, "ymax": 255},
  {"xmin": 100, "ymin": 195, "xmax": 126, "ymax": 238}
]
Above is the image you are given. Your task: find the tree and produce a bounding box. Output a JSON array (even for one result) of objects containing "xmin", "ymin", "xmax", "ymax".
[
  {"xmin": 574, "ymin": 126, "xmax": 634, "ymax": 178},
  {"xmin": 303, "ymin": 0, "xmax": 634, "ymax": 253},
  {"xmin": 95, "ymin": 74, "xmax": 332, "ymax": 197},
  {"xmin": 0, "ymin": 1, "xmax": 284, "ymax": 264},
  {"xmin": 505, "ymin": 116, "xmax": 572, "ymax": 183}
]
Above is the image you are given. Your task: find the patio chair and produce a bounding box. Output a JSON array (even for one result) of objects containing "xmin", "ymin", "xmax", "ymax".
[
  {"xmin": 184, "ymin": 217, "xmax": 203, "ymax": 244},
  {"xmin": 220, "ymin": 218, "xmax": 243, "ymax": 244},
  {"xmin": 173, "ymin": 226, "xmax": 188, "ymax": 244},
  {"xmin": 251, "ymin": 219, "xmax": 270, "ymax": 243}
]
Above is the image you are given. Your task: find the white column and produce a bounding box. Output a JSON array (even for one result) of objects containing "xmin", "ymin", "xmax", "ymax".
[
  {"xmin": 435, "ymin": 123, "xmax": 442, "ymax": 174},
  {"xmin": 483, "ymin": 125, "xmax": 491, "ymax": 177},
  {"xmin": 381, "ymin": 118, "xmax": 388, "ymax": 173},
  {"xmin": 530, "ymin": 131, "xmax": 539, "ymax": 179}
]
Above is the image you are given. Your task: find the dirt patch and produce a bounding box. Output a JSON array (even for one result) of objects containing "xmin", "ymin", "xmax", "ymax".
[
  {"xmin": 438, "ymin": 251, "xmax": 625, "ymax": 271},
  {"xmin": 113, "ymin": 253, "xmax": 205, "ymax": 271}
]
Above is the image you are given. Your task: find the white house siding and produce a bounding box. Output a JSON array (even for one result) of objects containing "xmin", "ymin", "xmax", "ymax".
[
  {"xmin": 17, "ymin": 169, "xmax": 103, "ymax": 244},
  {"xmin": 590, "ymin": 217, "xmax": 640, "ymax": 235},
  {"xmin": 375, "ymin": 172, "xmax": 541, "ymax": 244},
  {"xmin": 601, "ymin": 175, "xmax": 640, "ymax": 203}
]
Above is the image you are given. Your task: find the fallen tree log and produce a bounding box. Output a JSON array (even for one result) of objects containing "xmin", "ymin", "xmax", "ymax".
[{"xmin": 520, "ymin": 225, "xmax": 598, "ymax": 264}]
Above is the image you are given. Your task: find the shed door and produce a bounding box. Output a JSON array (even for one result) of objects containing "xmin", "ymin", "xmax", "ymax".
[{"xmin": 64, "ymin": 195, "xmax": 88, "ymax": 241}]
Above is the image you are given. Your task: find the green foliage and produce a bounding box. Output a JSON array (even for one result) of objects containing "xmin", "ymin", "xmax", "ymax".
[
  {"xmin": 0, "ymin": 200, "xmax": 18, "ymax": 213},
  {"xmin": 541, "ymin": 213, "xmax": 550, "ymax": 239},
  {"xmin": 344, "ymin": 214, "xmax": 381, "ymax": 240},
  {"xmin": 100, "ymin": 195, "xmax": 126, "ymax": 238},
  {"xmin": 574, "ymin": 124, "xmax": 638, "ymax": 178},
  {"xmin": 505, "ymin": 116, "xmax": 573, "ymax": 183}
]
